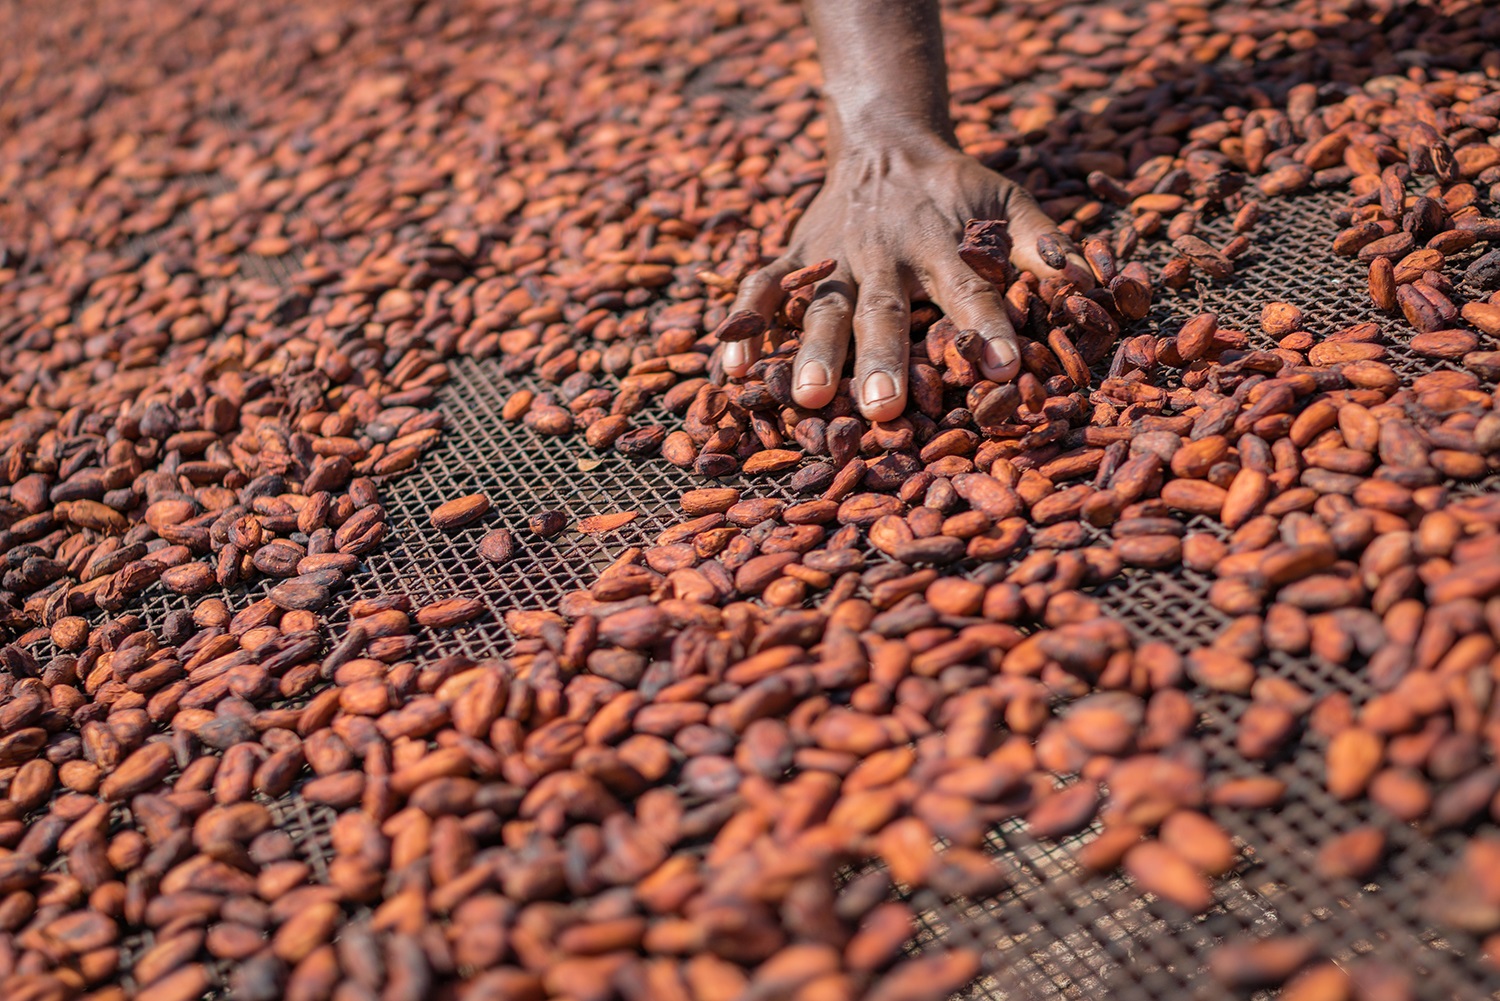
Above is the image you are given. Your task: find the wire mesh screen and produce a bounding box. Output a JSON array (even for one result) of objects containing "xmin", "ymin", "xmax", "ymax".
[
  {"xmin": 10, "ymin": 0, "xmax": 1500, "ymax": 993},
  {"xmin": 85, "ymin": 183, "xmax": 1500, "ymax": 998}
]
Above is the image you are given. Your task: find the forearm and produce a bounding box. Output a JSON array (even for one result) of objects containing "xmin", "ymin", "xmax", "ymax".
[{"xmin": 802, "ymin": 0, "xmax": 957, "ymax": 157}]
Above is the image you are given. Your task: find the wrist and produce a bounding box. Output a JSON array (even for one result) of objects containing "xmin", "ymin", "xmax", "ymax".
[
  {"xmin": 804, "ymin": 0, "xmax": 956, "ymax": 164},
  {"xmin": 828, "ymin": 114, "xmax": 958, "ymax": 166}
]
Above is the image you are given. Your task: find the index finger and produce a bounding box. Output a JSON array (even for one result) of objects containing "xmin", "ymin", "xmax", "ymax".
[{"xmin": 716, "ymin": 256, "xmax": 801, "ymax": 343}]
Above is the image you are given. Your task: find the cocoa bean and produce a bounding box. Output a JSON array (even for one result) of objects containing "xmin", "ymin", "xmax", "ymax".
[{"xmin": 429, "ymin": 494, "xmax": 492, "ymax": 531}]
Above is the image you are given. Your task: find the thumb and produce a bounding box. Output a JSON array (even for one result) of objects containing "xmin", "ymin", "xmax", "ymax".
[{"xmin": 1002, "ymin": 188, "xmax": 1096, "ymax": 290}]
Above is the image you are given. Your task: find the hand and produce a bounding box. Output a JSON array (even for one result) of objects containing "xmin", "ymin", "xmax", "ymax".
[{"xmin": 721, "ymin": 140, "xmax": 1094, "ymax": 421}]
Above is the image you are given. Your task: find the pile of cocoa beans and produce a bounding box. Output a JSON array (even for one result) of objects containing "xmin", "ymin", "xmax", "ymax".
[{"xmin": 3, "ymin": 0, "xmax": 1500, "ymax": 998}]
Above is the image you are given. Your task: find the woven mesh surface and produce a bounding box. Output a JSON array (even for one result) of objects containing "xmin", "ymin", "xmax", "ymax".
[{"xmin": 94, "ymin": 182, "xmax": 1500, "ymax": 998}]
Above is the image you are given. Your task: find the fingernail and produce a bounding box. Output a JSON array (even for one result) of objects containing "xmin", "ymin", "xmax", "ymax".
[
  {"xmin": 982, "ymin": 337, "xmax": 1017, "ymax": 372},
  {"xmin": 797, "ymin": 362, "xmax": 830, "ymax": 392},
  {"xmin": 863, "ymin": 371, "xmax": 898, "ymax": 406},
  {"xmin": 723, "ymin": 342, "xmax": 747, "ymax": 369}
]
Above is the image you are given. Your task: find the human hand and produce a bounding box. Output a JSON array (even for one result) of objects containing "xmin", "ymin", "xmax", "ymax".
[{"xmin": 721, "ymin": 141, "xmax": 1094, "ymax": 421}]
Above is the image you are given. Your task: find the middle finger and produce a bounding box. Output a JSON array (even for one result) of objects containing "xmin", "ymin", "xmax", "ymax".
[{"xmin": 850, "ymin": 264, "xmax": 911, "ymax": 421}]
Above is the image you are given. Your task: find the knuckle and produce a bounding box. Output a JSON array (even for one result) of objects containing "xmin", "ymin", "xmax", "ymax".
[
  {"xmin": 945, "ymin": 270, "xmax": 995, "ymax": 304},
  {"xmin": 1001, "ymin": 181, "xmax": 1039, "ymax": 210},
  {"xmin": 730, "ymin": 288, "xmax": 766, "ymax": 315},
  {"xmin": 855, "ymin": 289, "xmax": 907, "ymax": 321},
  {"xmin": 803, "ymin": 294, "xmax": 851, "ymax": 325},
  {"xmin": 741, "ymin": 270, "xmax": 775, "ymax": 295},
  {"xmin": 939, "ymin": 273, "xmax": 1002, "ymax": 319}
]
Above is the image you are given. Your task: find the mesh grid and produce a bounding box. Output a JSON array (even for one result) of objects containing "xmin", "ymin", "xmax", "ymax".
[
  {"xmin": 14, "ymin": 0, "xmax": 1500, "ymax": 995},
  {"xmin": 80, "ymin": 184, "xmax": 1500, "ymax": 998},
  {"xmin": 345, "ymin": 188, "xmax": 1500, "ymax": 1000}
]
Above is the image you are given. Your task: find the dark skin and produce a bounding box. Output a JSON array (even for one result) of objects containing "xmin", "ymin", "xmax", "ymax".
[{"xmin": 722, "ymin": 0, "xmax": 1095, "ymax": 420}]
